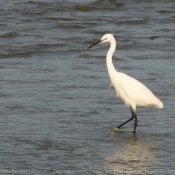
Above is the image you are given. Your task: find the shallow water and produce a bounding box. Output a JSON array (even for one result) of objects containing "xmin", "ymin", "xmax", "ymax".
[{"xmin": 0, "ymin": 0, "xmax": 175, "ymax": 174}]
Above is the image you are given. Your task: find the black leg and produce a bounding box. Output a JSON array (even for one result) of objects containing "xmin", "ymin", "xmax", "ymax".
[
  {"xmin": 116, "ymin": 107, "xmax": 135, "ymax": 129},
  {"xmin": 133, "ymin": 113, "xmax": 138, "ymax": 134}
]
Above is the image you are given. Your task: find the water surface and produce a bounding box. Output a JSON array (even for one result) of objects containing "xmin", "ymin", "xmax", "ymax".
[{"xmin": 0, "ymin": 0, "xmax": 175, "ymax": 174}]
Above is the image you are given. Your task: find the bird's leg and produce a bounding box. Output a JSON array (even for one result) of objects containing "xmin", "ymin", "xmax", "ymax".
[
  {"xmin": 133, "ymin": 112, "xmax": 138, "ymax": 134},
  {"xmin": 116, "ymin": 115, "xmax": 134, "ymax": 129},
  {"xmin": 114, "ymin": 107, "xmax": 139, "ymax": 132},
  {"xmin": 113, "ymin": 107, "xmax": 134, "ymax": 131}
]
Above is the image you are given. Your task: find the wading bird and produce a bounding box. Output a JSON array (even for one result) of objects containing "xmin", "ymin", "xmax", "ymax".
[{"xmin": 88, "ymin": 34, "xmax": 163, "ymax": 133}]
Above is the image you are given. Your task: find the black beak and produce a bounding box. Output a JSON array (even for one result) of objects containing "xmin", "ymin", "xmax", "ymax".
[{"xmin": 88, "ymin": 40, "xmax": 102, "ymax": 48}]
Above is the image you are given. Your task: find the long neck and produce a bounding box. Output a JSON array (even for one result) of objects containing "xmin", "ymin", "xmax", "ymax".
[{"xmin": 106, "ymin": 38, "xmax": 117, "ymax": 80}]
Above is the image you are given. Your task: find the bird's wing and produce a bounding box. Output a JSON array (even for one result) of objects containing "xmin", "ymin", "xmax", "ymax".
[{"xmin": 118, "ymin": 73, "xmax": 159, "ymax": 107}]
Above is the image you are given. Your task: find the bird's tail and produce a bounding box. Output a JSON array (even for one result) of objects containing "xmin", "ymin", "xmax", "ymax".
[{"xmin": 155, "ymin": 98, "xmax": 163, "ymax": 109}]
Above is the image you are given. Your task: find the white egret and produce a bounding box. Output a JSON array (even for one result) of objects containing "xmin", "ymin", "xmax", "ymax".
[{"xmin": 88, "ymin": 33, "xmax": 163, "ymax": 133}]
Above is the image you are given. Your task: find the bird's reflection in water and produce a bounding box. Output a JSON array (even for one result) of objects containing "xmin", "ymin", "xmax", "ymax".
[{"xmin": 103, "ymin": 134, "xmax": 161, "ymax": 174}]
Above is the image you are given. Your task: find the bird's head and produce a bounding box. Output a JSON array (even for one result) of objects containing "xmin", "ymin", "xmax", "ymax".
[{"xmin": 88, "ymin": 33, "xmax": 115, "ymax": 48}]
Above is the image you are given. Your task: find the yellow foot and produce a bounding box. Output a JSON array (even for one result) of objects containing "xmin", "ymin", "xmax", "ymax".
[{"xmin": 113, "ymin": 127, "xmax": 119, "ymax": 132}]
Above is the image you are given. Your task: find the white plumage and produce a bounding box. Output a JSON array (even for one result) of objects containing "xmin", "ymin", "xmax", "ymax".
[
  {"xmin": 89, "ymin": 33, "xmax": 163, "ymax": 133},
  {"xmin": 114, "ymin": 72, "xmax": 163, "ymax": 109}
]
